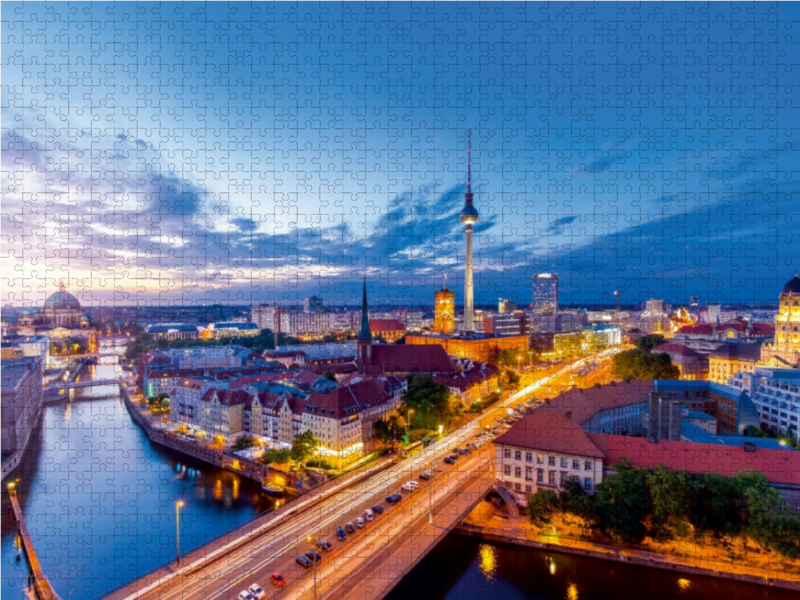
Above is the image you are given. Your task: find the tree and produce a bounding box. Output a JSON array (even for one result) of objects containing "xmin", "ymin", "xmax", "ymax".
[
  {"xmin": 743, "ymin": 425, "xmax": 771, "ymax": 439},
  {"xmin": 401, "ymin": 374, "xmax": 456, "ymax": 430},
  {"xmin": 558, "ymin": 478, "xmax": 596, "ymax": 525},
  {"xmin": 495, "ymin": 349, "xmax": 519, "ymax": 368},
  {"xmin": 500, "ymin": 369, "xmax": 520, "ymax": 391},
  {"xmin": 611, "ymin": 349, "xmax": 680, "ymax": 381},
  {"xmin": 632, "ymin": 334, "xmax": 666, "ymax": 352},
  {"xmin": 646, "ymin": 465, "xmax": 692, "ymax": 539},
  {"xmin": 234, "ymin": 435, "xmax": 256, "ymax": 451},
  {"xmin": 290, "ymin": 430, "xmax": 320, "ymax": 463},
  {"xmin": 688, "ymin": 472, "xmax": 743, "ymax": 536},
  {"xmin": 526, "ymin": 490, "xmax": 560, "ymax": 526},
  {"xmin": 594, "ymin": 461, "xmax": 651, "ymax": 543},
  {"xmin": 160, "ymin": 398, "xmax": 170, "ymax": 410},
  {"xmin": 262, "ymin": 448, "xmax": 291, "ymax": 465},
  {"xmin": 322, "ymin": 370, "xmax": 336, "ymax": 382},
  {"xmin": 395, "ymin": 335, "xmax": 406, "ymax": 345},
  {"xmin": 374, "ymin": 414, "xmax": 407, "ymax": 448}
]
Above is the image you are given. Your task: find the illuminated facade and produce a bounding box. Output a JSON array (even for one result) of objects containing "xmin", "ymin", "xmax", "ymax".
[
  {"xmin": 405, "ymin": 333, "xmax": 528, "ymax": 364},
  {"xmin": 532, "ymin": 273, "xmax": 558, "ymax": 314},
  {"xmin": 433, "ymin": 284, "xmax": 455, "ymax": 334},
  {"xmin": 760, "ymin": 273, "xmax": 800, "ymax": 368}
]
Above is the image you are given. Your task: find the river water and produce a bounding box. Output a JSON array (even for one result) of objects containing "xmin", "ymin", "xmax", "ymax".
[
  {"xmin": 1, "ymin": 342, "xmax": 279, "ymax": 600},
  {"xmin": 385, "ymin": 534, "xmax": 797, "ymax": 600}
]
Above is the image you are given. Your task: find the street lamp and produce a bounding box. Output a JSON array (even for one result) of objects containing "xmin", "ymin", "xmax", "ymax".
[
  {"xmin": 175, "ymin": 500, "xmax": 184, "ymax": 566},
  {"xmin": 406, "ymin": 407, "xmax": 414, "ymax": 428}
]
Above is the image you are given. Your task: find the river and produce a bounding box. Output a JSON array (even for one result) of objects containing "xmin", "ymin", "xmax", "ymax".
[
  {"xmin": 1, "ymin": 342, "xmax": 279, "ymax": 600},
  {"xmin": 386, "ymin": 534, "xmax": 797, "ymax": 600}
]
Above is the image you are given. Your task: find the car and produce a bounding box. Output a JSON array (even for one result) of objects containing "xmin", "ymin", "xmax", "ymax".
[
  {"xmin": 419, "ymin": 470, "xmax": 433, "ymax": 480},
  {"xmin": 238, "ymin": 592, "xmax": 255, "ymax": 600},
  {"xmin": 372, "ymin": 504, "xmax": 384, "ymax": 514},
  {"xmin": 305, "ymin": 549, "xmax": 322, "ymax": 563},
  {"xmin": 345, "ymin": 522, "xmax": 356, "ymax": 534},
  {"xmin": 249, "ymin": 584, "xmax": 266, "ymax": 599},
  {"xmin": 449, "ymin": 453, "xmax": 459, "ymax": 460},
  {"xmin": 491, "ymin": 428, "xmax": 501, "ymax": 435},
  {"xmin": 401, "ymin": 482, "xmax": 416, "ymax": 492},
  {"xmin": 356, "ymin": 517, "xmax": 365, "ymax": 528},
  {"xmin": 385, "ymin": 494, "xmax": 401, "ymax": 504},
  {"xmin": 443, "ymin": 456, "xmax": 455, "ymax": 465},
  {"xmin": 270, "ymin": 573, "xmax": 286, "ymax": 588},
  {"xmin": 316, "ymin": 540, "xmax": 333, "ymax": 551},
  {"xmin": 365, "ymin": 508, "xmax": 375, "ymax": 521},
  {"xmin": 336, "ymin": 526, "xmax": 347, "ymax": 541},
  {"xmin": 295, "ymin": 555, "xmax": 312, "ymax": 569},
  {"xmin": 407, "ymin": 480, "xmax": 419, "ymax": 488}
]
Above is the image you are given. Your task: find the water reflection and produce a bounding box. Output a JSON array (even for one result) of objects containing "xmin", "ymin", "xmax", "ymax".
[{"xmin": 477, "ymin": 544, "xmax": 496, "ymax": 581}]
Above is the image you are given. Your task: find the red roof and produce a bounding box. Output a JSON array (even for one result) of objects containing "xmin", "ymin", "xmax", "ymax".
[
  {"xmin": 588, "ymin": 434, "xmax": 800, "ymax": 486},
  {"xmin": 752, "ymin": 323, "xmax": 775, "ymax": 335},
  {"xmin": 494, "ymin": 411, "xmax": 605, "ymax": 458},
  {"xmin": 305, "ymin": 378, "xmax": 389, "ymax": 419},
  {"xmin": 677, "ymin": 324, "xmax": 714, "ymax": 335},
  {"xmin": 201, "ymin": 388, "xmax": 251, "ymax": 406},
  {"xmin": 653, "ymin": 343, "xmax": 701, "ymax": 357},
  {"xmin": 370, "ymin": 319, "xmax": 406, "ymax": 332},
  {"xmin": 536, "ymin": 380, "xmax": 654, "ymax": 426},
  {"xmin": 367, "ymin": 344, "xmax": 455, "ymax": 375}
]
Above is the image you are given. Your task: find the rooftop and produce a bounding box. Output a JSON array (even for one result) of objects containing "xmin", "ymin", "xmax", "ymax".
[{"xmin": 494, "ymin": 411, "xmax": 605, "ymax": 458}]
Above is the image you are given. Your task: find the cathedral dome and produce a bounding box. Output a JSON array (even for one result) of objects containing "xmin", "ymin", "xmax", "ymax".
[
  {"xmin": 44, "ymin": 290, "xmax": 82, "ymax": 311},
  {"xmin": 781, "ymin": 273, "xmax": 800, "ymax": 296}
]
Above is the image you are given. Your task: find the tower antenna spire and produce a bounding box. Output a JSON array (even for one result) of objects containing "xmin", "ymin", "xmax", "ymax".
[{"xmin": 467, "ymin": 127, "xmax": 472, "ymax": 195}]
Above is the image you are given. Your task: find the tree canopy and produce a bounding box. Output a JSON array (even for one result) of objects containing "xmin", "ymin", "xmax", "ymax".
[
  {"xmin": 632, "ymin": 334, "xmax": 666, "ymax": 352},
  {"xmin": 374, "ymin": 414, "xmax": 407, "ymax": 447},
  {"xmin": 290, "ymin": 430, "xmax": 320, "ymax": 463},
  {"xmin": 611, "ymin": 349, "xmax": 680, "ymax": 381},
  {"xmin": 401, "ymin": 373, "xmax": 461, "ymax": 430}
]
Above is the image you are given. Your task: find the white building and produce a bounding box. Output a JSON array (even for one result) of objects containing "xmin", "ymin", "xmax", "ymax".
[{"xmin": 729, "ymin": 367, "xmax": 800, "ymax": 438}]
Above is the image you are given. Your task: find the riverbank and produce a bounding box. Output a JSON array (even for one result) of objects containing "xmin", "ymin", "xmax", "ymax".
[{"xmin": 455, "ymin": 499, "xmax": 800, "ymax": 592}]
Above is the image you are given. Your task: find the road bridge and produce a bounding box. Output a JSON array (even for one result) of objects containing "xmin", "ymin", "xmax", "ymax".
[
  {"xmin": 47, "ymin": 378, "xmax": 125, "ymax": 390},
  {"xmin": 106, "ymin": 353, "xmax": 614, "ymax": 600}
]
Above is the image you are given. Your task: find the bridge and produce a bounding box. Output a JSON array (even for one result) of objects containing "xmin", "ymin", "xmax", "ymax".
[
  {"xmin": 7, "ymin": 486, "xmax": 61, "ymax": 600},
  {"xmin": 105, "ymin": 355, "xmax": 607, "ymax": 600},
  {"xmin": 47, "ymin": 378, "xmax": 125, "ymax": 390}
]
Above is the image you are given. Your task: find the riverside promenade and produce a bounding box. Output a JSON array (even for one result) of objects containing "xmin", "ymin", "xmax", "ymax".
[{"xmin": 7, "ymin": 486, "xmax": 61, "ymax": 600}]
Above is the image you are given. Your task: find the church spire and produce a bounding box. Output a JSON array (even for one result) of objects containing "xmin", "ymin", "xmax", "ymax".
[{"xmin": 357, "ymin": 277, "xmax": 372, "ymax": 341}]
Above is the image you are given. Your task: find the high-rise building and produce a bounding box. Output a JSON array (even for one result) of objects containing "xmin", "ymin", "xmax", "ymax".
[
  {"xmin": 644, "ymin": 299, "xmax": 665, "ymax": 317},
  {"xmin": 498, "ymin": 298, "xmax": 517, "ymax": 313},
  {"xmin": 304, "ymin": 295, "xmax": 324, "ymax": 313},
  {"xmin": 433, "ymin": 284, "xmax": 455, "ymax": 335},
  {"xmin": 460, "ymin": 128, "xmax": 479, "ymax": 331},
  {"xmin": 532, "ymin": 273, "xmax": 558, "ymax": 314}
]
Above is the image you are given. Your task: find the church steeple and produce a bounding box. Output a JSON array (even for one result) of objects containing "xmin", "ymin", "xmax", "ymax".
[
  {"xmin": 356, "ymin": 277, "xmax": 372, "ymax": 373},
  {"xmin": 357, "ymin": 277, "xmax": 372, "ymax": 341}
]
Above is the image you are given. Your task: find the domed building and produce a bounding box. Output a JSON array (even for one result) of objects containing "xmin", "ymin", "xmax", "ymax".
[
  {"xmin": 40, "ymin": 281, "xmax": 86, "ymax": 328},
  {"xmin": 760, "ymin": 273, "xmax": 800, "ymax": 368}
]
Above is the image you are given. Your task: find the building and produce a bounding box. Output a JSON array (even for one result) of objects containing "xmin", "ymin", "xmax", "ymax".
[
  {"xmin": 652, "ymin": 342, "xmax": 708, "ymax": 380},
  {"xmin": 643, "ymin": 299, "xmax": 665, "ymax": 317},
  {"xmin": 434, "ymin": 360, "xmax": 500, "ymax": 406},
  {"xmin": 729, "ymin": 367, "xmax": 800, "ymax": 438},
  {"xmin": 252, "ymin": 304, "xmax": 279, "ymax": 330},
  {"xmin": 405, "ymin": 332, "xmax": 528, "ymax": 364},
  {"xmin": 1, "ymin": 356, "xmax": 44, "ymax": 457},
  {"xmin": 433, "ymin": 284, "xmax": 455, "ymax": 334},
  {"xmin": 494, "ymin": 411, "xmax": 605, "ymax": 503},
  {"xmin": 553, "ymin": 331, "xmax": 582, "ymax": 357},
  {"xmin": 582, "ymin": 324, "xmax": 621, "ymax": 351},
  {"xmin": 532, "ymin": 273, "xmax": 558, "ymax": 314},
  {"xmin": 205, "ymin": 321, "xmax": 260, "ymax": 339},
  {"xmin": 483, "ymin": 313, "xmax": 525, "ymax": 337},
  {"xmin": 760, "ymin": 273, "xmax": 800, "ymax": 368},
  {"xmin": 707, "ymin": 342, "xmax": 762, "ymax": 384},
  {"xmin": 304, "ymin": 296, "xmax": 324, "ymax": 313},
  {"xmin": 460, "ymin": 128, "xmax": 479, "ymax": 331},
  {"xmin": 17, "ymin": 281, "xmax": 89, "ymax": 330},
  {"xmin": 369, "ymin": 319, "xmax": 406, "ymax": 342},
  {"xmin": 145, "ymin": 323, "xmax": 200, "ymax": 341},
  {"xmin": 704, "ymin": 303, "xmax": 740, "ymax": 324},
  {"xmin": 498, "ymin": 299, "xmax": 517, "ymax": 314}
]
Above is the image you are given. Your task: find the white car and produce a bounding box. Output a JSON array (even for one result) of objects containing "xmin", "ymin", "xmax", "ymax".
[
  {"xmin": 407, "ymin": 480, "xmax": 419, "ymax": 489},
  {"xmin": 249, "ymin": 584, "xmax": 266, "ymax": 599},
  {"xmin": 365, "ymin": 508, "xmax": 374, "ymax": 521},
  {"xmin": 357, "ymin": 517, "xmax": 365, "ymax": 528},
  {"xmin": 400, "ymin": 482, "xmax": 417, "ymax": 492},
  {"xmin": 238, "ymin": 592, "xmax": 255, "ymax": 600}
]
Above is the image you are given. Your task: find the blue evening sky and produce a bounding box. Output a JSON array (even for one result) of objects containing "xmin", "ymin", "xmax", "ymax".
[{"xmin": 2, "ymin": 2, "xmax": 798, "ymax": 309}]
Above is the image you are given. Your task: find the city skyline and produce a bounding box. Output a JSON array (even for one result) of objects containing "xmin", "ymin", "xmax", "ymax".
[{"xmin": 3, "ymin": 3, "xmax": 799, "ymax": 307}]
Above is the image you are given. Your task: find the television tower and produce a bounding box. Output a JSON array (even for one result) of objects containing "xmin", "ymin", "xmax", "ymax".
[{"xmin": 460, "ymin": 127, "xmax": 479, "ymax": 331}]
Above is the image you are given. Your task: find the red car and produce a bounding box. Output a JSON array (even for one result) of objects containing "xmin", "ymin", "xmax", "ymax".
[{"xmin": 270, "ymin": 573, "xmax": 286, "ymax": 588}]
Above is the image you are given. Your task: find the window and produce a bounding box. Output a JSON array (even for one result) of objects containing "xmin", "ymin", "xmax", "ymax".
[
  {"xmin": 526, "ymin": 452, "xmax": 533, "ymax": 463},
  {"xmin": 514, "ymin": 482, "xmax": 522, "ymax": 491},
  {"xmin": 584, "ymin": 478, "xmax": 593, "ymax": 492},
  {"xmin": 514, "ymin": 467, "xmax": 522, "ymax": 478},
  {"xmin": 537, "ymin": 469, "xmax": 544, "ymax": 483},
  {"xmin": 548, "ymin": 456, "xmax": 556, "ymax": 466},
  {"xmin": 572, "ymin": 460, "xmax": 580, "ymax": 470},
  {"xmin": 584, "ymin": 460, "xmax": 592, "ymax": 471},
  {"xmin": 504, "ymin": 448, "xmax": 511, "ymax": 459},
  {"xmin": 537, "ymin": 454, "xmax": 543, "ymax": 464},
  {"xmin": 548, "ymin": 471, "xmax": 556, "ymax": 485},
  {"xmin": 560, "ymin": 471, "xmax": 567, "ymax": 484},
  {"xmin": 525, "ymin": 467, "xmax": 533, "ymax": 481},
  {"xmin": 525, "ymin": 484, "xmax": 532, "ymax": 493},
  {"xmin": 515, "ymin": 450, "xmax": 522, "ymax": 461},
  {"xmin": 504, "ymin": 465, "xmax": 511, "ymax": 476},
  {"xmin": 560, "ymin": 458, "xmax": 568, "ymax": 468}
]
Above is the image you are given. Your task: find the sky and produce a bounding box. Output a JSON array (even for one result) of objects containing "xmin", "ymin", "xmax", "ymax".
[{"xmin": 2, "ymin": 2, "xmax": 799, "ymax": 310}]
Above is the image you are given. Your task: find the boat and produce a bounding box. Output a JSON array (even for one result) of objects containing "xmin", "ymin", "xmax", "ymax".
[{"xmin": 261, "ymin": 484, "xmax": 284, "ymax": 495}]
